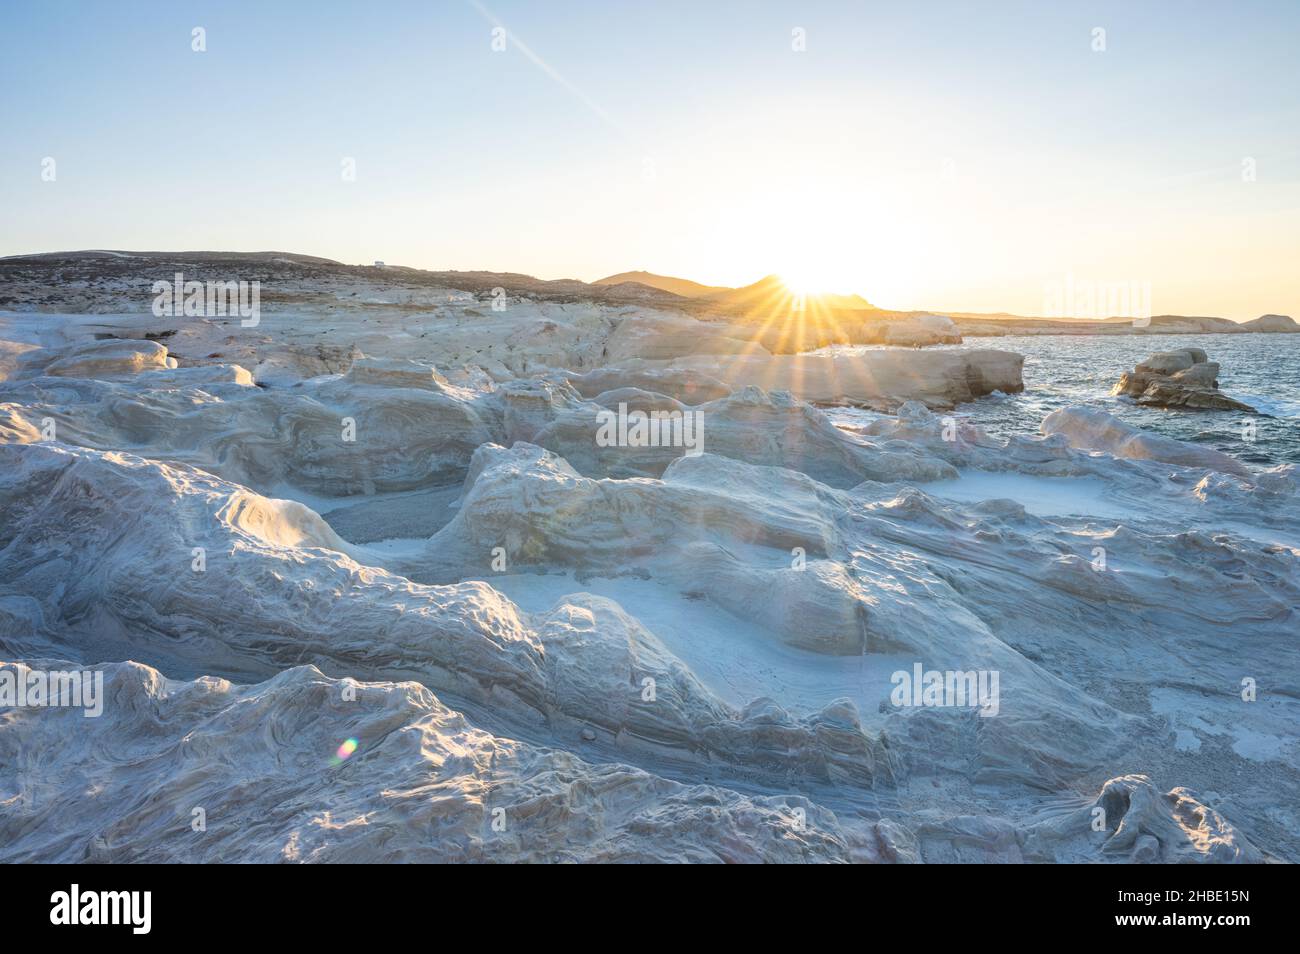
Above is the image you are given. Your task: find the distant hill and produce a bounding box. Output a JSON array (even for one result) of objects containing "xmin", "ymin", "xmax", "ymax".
[
  {"xmin": 598, "ymin": 271, "xmax": 877, "ymax": 311},
  {"xmin": 5, "ymin": 250, "xmax": 1286, "ymax": 332},
  {"xmin": 704, "ymin": 274, "xmax": 875, "ymax": 312},
  {"xmin": 0, "ymin": 250, "xmax": 694, "ymax": 308},
  {"xmin": 592, "ymin": 270, "xmax": 730, "ymax": 298},
  {"xmin": 0, "ymin": 249, "xmax": 346, "ymax": 266}
]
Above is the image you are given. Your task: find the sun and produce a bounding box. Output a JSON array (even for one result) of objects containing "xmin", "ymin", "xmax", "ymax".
[
  {"xmin": 777, "ymin": 256, "xmax": 858, "ymax": 297},
  {"xmin": 778, "ymin": 272, "xmax": 822, "ymax": 297}
]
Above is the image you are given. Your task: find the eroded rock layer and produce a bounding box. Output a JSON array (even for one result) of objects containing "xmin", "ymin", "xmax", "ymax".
[{"xmin": 0, "ymin": 296, "xmax": 1293, "ymax": 863}]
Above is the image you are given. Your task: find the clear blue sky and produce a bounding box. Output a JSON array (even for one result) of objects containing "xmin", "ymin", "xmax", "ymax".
[{"xmin": 2, "ymin": 0, "xmax": 1298, "ymax": 318}]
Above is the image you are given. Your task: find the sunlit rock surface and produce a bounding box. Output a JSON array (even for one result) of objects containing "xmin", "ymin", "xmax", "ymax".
[
  {"xmin": 1112, "ymin": 348, "xmax": 1257, "ymax": 412},
  {"xmin": 0, "ymin": 281, "xmax": 1293, "ymax": 863},
  {"xmin": 664, "ymin": 348, "xmax": 1024, "ymax": 409},
  {"xmin": 1043, "ymin": 406, "xmax": 1252, "ymax": 477},
  {"xmin": 860, "ymin": 313, "xmax": 962, "ymax": 347}
]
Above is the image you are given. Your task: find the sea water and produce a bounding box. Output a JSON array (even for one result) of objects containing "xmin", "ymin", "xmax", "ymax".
[{"xmin": 828, "ymin": 333, "xmax": 1300, "ymax": 467}]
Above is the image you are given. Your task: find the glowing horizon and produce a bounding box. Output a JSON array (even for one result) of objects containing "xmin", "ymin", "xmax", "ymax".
[{"xmin": 2, "ymin": 1, "xmax": 1298, "ymax": 321}]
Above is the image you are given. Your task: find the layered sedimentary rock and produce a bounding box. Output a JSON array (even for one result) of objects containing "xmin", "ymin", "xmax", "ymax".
[
  {"xmin": 663, "ymin": 348, "xmax": 1023, "ymax": 409},
  {"xmin": 43, "ymin": 337, "xmax": 175, "ymax": 378},
  {"xmin": 1, "ymin": 657, "xmax": 1256, "ymax": 863},
  {"xmin": 0, "ymin": 440, "xmax": 899, "ymax": 793},
  {"xmin": 0, "ymin": 340, "xmax": 958, "ymax": 494},
  {"xmin": 1112, "ymin": 348, "xmax": 1256, "ymax": 412},
  {"xmin": 860, "ymin": 313, "xmax": 962, "ymax": 347},
  {"xmin": 0, "ymin": 295, "xmax": 1291, "ymax": 864},
  {"xmin": 1043, "ymin": 406, "xmax": 1252, "ymax": 477},
  {"xmin": 0, "ymin": 661, "xmax": 903, "ymax": 864}
]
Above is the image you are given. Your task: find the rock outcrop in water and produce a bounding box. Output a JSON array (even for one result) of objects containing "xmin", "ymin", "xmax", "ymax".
[{"xmin": 1112, "ymin": 348, "xmax": 1257, "ymax": 412}]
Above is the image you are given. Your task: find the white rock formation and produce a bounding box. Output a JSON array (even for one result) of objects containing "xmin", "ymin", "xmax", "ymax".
[
  {"xmin": 860, "ymin": 313, "xmax": 962, "ymax": 347},
  {"xmin": 663, "ymin": 348, "xmax": 1024, "ymax": 409},
  {"xmin": 43, "ymin": 338, "xmax": 174, "ymax": 378},
  {"xmin": 0, "ymin": 299, "xmax": 1291, "ymax": 864},
  {"xmin": 1042, "ymin": 406, "xmax": 1252, "ymax": 477},
  {"xmin": 0, "ymin": 661, "xmax": 904, "ymax": 863}
]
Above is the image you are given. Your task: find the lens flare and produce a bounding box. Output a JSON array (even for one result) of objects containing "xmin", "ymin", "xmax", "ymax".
[{"xmin": 330, "ymin": 737, "xmax": 359, "ymax": 765}]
